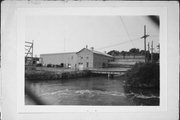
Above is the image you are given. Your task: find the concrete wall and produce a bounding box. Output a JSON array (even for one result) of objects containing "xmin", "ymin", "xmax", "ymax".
[
  {"xmin": 40, "ymin": 53, "xmax": 77, "ymax": 68},
  {"xmin": 77, "ymin": 49, "xmax": 94, "ymax": 69},
  {"xmin": 93, "ymin": 53, "xmax": 113, "ymax": 68}
]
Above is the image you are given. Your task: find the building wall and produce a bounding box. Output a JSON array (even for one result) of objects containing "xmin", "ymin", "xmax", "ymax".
[
  {"xmin": 40, "ymin": 53, "xmax": 77, "ymax": 68},
  {"xmin": 76, "ymin": 49, "xmax": 93, "ymax": 69},
  {"xmin": 93, "ymin": 53, "xmax": 113, "ymax": 68},
  {"xmin": 40, "ymin": 49, "xmax": 114, "ymax": 69}
]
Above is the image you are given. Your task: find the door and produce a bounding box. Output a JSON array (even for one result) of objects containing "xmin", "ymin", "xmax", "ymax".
[{"xmin": 86, "ymin": 62, "xmax": 89, "ymax": 68}]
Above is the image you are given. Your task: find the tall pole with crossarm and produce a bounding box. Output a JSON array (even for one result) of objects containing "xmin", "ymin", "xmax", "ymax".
[{"xmin": 141, "ymin": 25, "xmax": 149, "ymax": 63}]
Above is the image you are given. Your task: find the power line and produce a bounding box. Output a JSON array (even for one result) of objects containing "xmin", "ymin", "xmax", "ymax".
[
  {"xmin": 96, "ymin": 34, "xmax": 158, "ymax": 51},
  {"xmin": 119, "ymin": 16, "xmax": 135, "ymax": 48},
  {"xmin": 96, "ymin": 37, "xmax": 140, "ymax": 50}
]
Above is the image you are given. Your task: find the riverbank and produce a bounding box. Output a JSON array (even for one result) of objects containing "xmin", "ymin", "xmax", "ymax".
[
  {"xmin": 122, "ymin": 62, "xmax": 160, "ymax": 105},
  {"xmin": 124, "ymin": 62, "xmax": 159, "ymax": 88},
  {"xmin": 25, "ymin": 69, "xmax": 93, "ymax": 81},
  {"xmin": 25, "ymin": 66, "xmax": 130, "ymax": 81}
]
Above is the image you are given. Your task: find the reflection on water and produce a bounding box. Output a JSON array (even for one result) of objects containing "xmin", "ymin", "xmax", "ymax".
[{"xmin": 26, "ymin": 76, "xmax": 159, "ymax": 105}]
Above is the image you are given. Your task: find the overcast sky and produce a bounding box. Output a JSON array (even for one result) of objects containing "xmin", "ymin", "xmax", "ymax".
[{"xmin": 25, "ymin": 16, "xmax": 159, "ymax": 56}]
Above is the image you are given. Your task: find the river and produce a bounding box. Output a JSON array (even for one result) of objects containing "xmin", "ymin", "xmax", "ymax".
[{"xmin": 25, "ymin": 76, "xmax": 159, "ymax": 105}]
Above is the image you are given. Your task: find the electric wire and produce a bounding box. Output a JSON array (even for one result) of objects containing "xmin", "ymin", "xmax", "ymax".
[
  {"xmin": 96, "ymin": 34, "xmax": 158, "ymax": 51},
  {"xmin": 119, "ymin": 16, "xmax": 135, "ymax": 48},
  {"xmin": 96, "ymin": 37, "xmax": 140, "ymax": 50}
]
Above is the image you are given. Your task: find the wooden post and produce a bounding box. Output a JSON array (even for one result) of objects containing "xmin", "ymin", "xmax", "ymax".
[
  {"xmin": 148, "ymin": 42, "xmax": 150, "ymax": 52},
  {"xmin": 141, "ymin": 25, "xmax": 149, "ymax": 63},
  {"xmin": 144, "ymin": 25, "xmax": 147, "ymax": 63},
  {"xmin": 151, "ymin": 41, "xmax": 154, "ymax": 63},
  {"xmin": 148, "ymin": 42, "xmax": 150, "ymax": 62}
]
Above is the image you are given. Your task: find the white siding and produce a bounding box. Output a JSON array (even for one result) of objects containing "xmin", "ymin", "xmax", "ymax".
[
  {"xmin": 40, "ymin": 53, "xmax": 77, "ymax": 68},
  {"xmin": 77, "ymin": 49, "xmax": 93, "ymax": 69}
]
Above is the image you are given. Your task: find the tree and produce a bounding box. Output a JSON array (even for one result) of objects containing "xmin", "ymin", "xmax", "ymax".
[
  {"xmin": 129, "ymin": 48, "xmax": 140, "ymax": 54},
  {"xmin": 129, "ymin": 48, "xmax": 140, "ymax": 58},
  {"xmin": 120, "ymin": 51, "xmax": 126, "ymax": 58},
  {"xmin": 107, "ymin": 50, "xmax": 120, "ymax": 56},
  {"xmin": 152, "ymin": 53, "xmax": 159, "ymax": 62},
  {"xmin": 140, "ymin": 50, "xmax": 145, "ymax": 55},
  {"xmin": 157, "ymin": 44, "xmax": 160, "ymax": 53}
]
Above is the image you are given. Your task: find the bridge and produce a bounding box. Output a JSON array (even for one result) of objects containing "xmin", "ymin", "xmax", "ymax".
[{"xmin": 89, "ymin": 68, "xmax": 131, "ymax": 78}]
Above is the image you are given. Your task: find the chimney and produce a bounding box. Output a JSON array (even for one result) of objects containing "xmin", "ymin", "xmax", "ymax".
[
  {"xmin": 86, "ymin": 45, "xmax": 88, "ymax": 49},
  {"xmin": 104, "ymin": 51, "xmax": 106, "ymax": 53},
  {"xmin": 91, "ymin": 47, "xmax": 94, "ymax": 51}
]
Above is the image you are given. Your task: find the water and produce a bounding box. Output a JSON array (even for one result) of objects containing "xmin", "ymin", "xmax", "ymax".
[{"xmin": 25, "ymin": 76, "xmax": 159, "ymax": 105}]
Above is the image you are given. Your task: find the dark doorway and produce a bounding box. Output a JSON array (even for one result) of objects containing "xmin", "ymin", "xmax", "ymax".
[
  {"xmin": 86, "ymin": 62, "xmax": 89, "ymax": 68},
  {"xmin": 61, "ymin": 63, "xmax": 64, "ymax": 67}
]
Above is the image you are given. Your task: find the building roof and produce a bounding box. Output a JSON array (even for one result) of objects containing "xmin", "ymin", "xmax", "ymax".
[
  {"xmin": 77, "ymin": 48, "xmax": 113, "ymax": 58},
  {"xmin": 40, "ymin": 48, "xmax": 113, "ymax": 58},
  {"xmin": 40, "ymin": 52, "xmax": 76, "ymax": 56}
]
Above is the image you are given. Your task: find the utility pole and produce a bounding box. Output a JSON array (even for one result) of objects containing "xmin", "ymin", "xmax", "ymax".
[
  {"xmin": 151, "ymin": 41, "xmax": 154, "ymax": 63},
  {"xmin": 148, "ymin": 42, "xmax": 150, "ymax": 52},
  {"xmin": 148, "ymin": 42, "xmax": 150, "ymax": 62},
  {"xmin": 141, "ymin": 25, "xmax": 149, "ymax": 63},
  {"xmin": 157, "ymin": 44, "xmax": 160, "ymax": 53}
]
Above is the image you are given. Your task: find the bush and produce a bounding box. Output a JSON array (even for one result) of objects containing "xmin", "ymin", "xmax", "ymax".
[
  {"xmin": 47, "ymin": 64, "xmax": 52, "ymax": 67},
  {"xmin": 55, "ymin": 64, "xmax": 62, "ymax": 68},
  {"xmin": 125, "ymin": 62, "xmax": 159, "ymax": 88},
  {"xmin": 36, "ymin": 63, "xmax": 42, "ymax": 67}
]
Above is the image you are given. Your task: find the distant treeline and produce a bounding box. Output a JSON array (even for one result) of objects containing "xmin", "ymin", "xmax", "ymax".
[
  {"xmin": 107, "ymin": 48, "xmax": 159, "ymax": 62},
  {"xmin": 107, "ymin": 48, "xmax": 149, "ymax": 56}
]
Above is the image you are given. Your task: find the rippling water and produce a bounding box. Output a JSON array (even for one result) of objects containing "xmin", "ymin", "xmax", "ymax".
[{"xmin": 25, "ymin": 76, "xmax": 159, "ymax": 105}]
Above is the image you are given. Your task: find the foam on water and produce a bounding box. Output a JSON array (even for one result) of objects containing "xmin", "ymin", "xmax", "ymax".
[
  {"xmin": 134, "ymin": 94, "xmax": 159, "ymax": 99},
  {"xmin": 40, "ymin": 89, "xmax": 127, "ymax": 97},
  {"xmin": 40, "ymin": 89, "xmax": 70, "ymax": 96},
  {"xmin": 41, "ymin": 89, "xmax": 159, "ymax": 99},
  {"xmin": 126, "ymin": 92, "xmax": 159, "ymax": 99}
]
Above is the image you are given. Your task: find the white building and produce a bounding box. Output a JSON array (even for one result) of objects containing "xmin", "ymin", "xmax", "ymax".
[{"xmin": 40, "ymin": 48, "xmax": 114, "ymax": 69}]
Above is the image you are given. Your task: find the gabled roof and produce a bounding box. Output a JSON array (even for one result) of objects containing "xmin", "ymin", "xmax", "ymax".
[
  {"xmin": 77, "ymin": 48, "xmax": 113, "ymax": 58},
  {"xmin": 40, "ymin": 52, "xmax": 76, "ymax": 56}
]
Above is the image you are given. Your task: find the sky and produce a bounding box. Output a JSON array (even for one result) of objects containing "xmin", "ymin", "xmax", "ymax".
[{"xmin": 25, "ymin": 16, "xmax": 159, "ymax": 56}]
